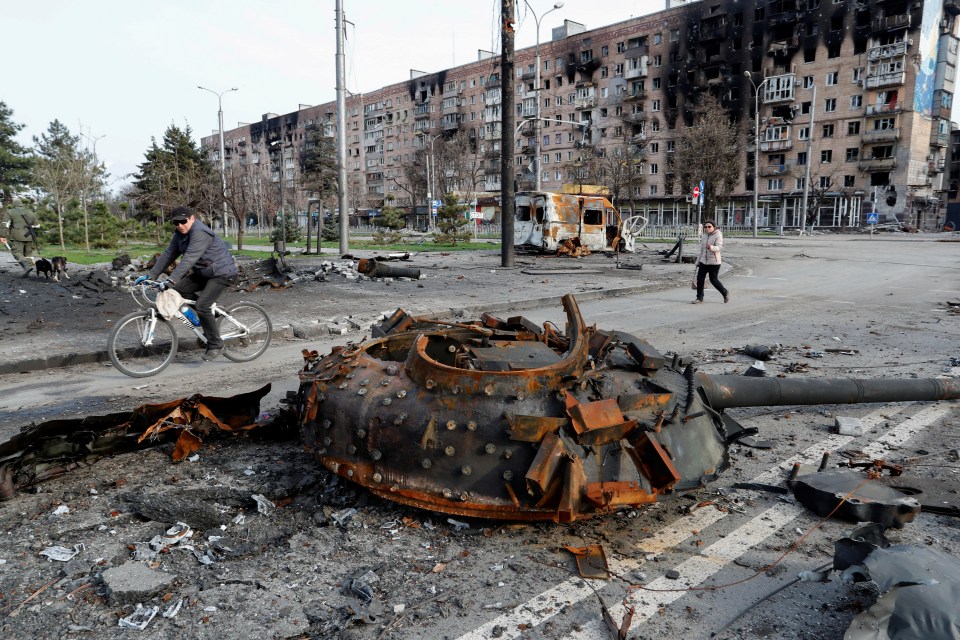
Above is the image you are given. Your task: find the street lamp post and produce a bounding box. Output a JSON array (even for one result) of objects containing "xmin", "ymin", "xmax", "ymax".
[
  {"xmin": 197, "ymin": 85, "xmax": 238, "ymax": 233},
  {"xmin": 523, "ymin": 1, "xmax": 563, "ymax": 192},
  {"xmin": 417, "ymin": 133, "xmax": 442, "ymax": 227},
  {"xmin": 743, "ymin": 72, "xmax": 771, "ymax": 239}
]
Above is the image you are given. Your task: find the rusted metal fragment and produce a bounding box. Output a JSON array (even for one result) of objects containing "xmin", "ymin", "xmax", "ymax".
[
  {"xmin": 564, "ymin": 395, "xmax": 638, "ymax": 446},
  {"xmin": 603, "ymin": 603, "xmax": 634, "ymax": 640},
  {"xmin": 558, "ymin": 457, "xmax": 586, "ymax": 523},
  {"xmin": 372, "ymin": 308, "xmax": 417, "ymax": 337},
  {"xmin": 565, "ymin": 395, "xmax": 622, "ymax": 435},
  {"xmin": 0, "ymin": 385, "xmax": 275, "ymax": 500},
  {"xmin": 505, "ymin": 414, "xmax": 568, "ymax": 442},
  {"xmin": 788, "ymin": 468, "xmax": 921, "ymax": 529},
  {"xmin": 525, "ymin": 432, "xmax": 566, "ymax": 496},
  {"xmin": 585, "ymin": 481, "xmax": 656, "ymax": 509},
  {"xmin": 626, "ymin": 432, "xmax": 681, "ymax": 492},
  {"xmin": 563, "ymin": 544, "xmax": 610, "ymax": 579}
]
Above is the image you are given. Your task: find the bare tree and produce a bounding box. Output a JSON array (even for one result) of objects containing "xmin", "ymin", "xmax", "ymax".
[
  {"xmin": 32, "ymin": 120, "xmax": 82, "ymax": 251},
  {"xmin": 672, "ymin": 93, "xmax": 741, "ymax": 222}
]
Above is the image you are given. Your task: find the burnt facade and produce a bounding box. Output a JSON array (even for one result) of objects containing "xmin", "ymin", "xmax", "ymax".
[{"xmin": 203, "ymin": 0, "xmax": 960, "ymax": 231}]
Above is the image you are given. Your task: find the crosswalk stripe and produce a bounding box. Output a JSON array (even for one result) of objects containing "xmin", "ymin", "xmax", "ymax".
[
  {"xmin": 455, "ymin": 404, "xmax": 930, "ymax": 640},
  {"xmin": 564, "ymin": 404, "xmax": 948, "ymax": 639}
]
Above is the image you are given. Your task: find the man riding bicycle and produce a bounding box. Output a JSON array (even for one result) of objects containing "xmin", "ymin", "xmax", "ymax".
[{"xmin": 138, "ymin": 206, "xmax": 238, "ymax": 361}]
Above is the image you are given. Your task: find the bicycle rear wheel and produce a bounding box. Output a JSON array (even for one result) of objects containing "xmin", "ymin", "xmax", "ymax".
[
  {"xmin": 108, "ymin": 310, "xmax": 179, "ymax": 377},
  {"xmin": 219, "ymin": 302, "xmax": 272, "ymax": 362}
]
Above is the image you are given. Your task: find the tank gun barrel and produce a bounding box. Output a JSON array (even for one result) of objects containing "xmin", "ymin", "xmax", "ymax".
[{"xmin": 698, "ymin": 374, "xmax": 960, "ymax": 411}]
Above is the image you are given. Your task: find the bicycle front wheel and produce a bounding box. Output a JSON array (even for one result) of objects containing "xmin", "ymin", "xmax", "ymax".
[
  {"xmin": 108, "ymin": 311, "xmax": 179, "ymax": 377},
  {"xmin": 219, "ymin": 302, "xmax": 272, "ymax": 362}
]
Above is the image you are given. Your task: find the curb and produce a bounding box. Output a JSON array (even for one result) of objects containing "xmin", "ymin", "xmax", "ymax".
[{"xmin": 0, "ymin": 285, "xmax": 655, "ymax": 375}]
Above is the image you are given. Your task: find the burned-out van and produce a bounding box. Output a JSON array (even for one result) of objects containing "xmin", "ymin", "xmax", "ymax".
[{"xmin": 515, "ymin": 191, "xmax": 622, "ymax": 252}]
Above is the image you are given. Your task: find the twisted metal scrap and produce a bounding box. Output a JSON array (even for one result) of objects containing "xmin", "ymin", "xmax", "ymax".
[{"xmin": 0, "ymin": 384, "xmax": 272, "ymax": 501}]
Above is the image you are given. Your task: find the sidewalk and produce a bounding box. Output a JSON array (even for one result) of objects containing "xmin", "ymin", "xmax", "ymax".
[{"xmin": 0, "ymin": 249, "xmax": 690, "ymax": 375}]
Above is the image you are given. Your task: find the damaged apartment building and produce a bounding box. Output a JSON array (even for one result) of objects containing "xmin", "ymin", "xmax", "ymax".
[{"xmin": 203, "ymin": 0, "xmax": 960, "ymax": 232}]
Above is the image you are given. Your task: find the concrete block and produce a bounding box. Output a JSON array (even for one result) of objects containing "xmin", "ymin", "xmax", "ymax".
[
  {"xmin": 327, "ymin": 324, "xmax": 349, "ymax": 335},
  {"xmin": 834, "ymin": 416, "xmax": 863, "ymax": 437},
  {"xmin": 102, "ymin": 561, "xmax": 176, "ymax": 605}
]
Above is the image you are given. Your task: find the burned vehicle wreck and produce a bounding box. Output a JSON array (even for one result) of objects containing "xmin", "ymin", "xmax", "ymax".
[{"xmin": 297, "ymin": 294, "xmax": 960, "ymax": 522}]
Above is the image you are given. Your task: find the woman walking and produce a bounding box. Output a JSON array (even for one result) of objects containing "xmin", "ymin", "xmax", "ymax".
[{"xmin": 692, "ymin": 220, "xmax": 730, "ymax": 304}]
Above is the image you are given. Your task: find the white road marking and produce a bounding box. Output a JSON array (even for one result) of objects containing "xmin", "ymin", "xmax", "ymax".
[
  {"xmin": 565, "ymin": 404, "xmax": 947, "ymax": 639},
  {"xmin": 455, "ymin": 405, "xmax": 913, "ymax": 640},
  {"xmin": 566, "ymin": 503, "xmax": 803, "ymax": 639},
  {"xmin": 825, "ymin": 300, "xmax": 856, "ymax": 305}
]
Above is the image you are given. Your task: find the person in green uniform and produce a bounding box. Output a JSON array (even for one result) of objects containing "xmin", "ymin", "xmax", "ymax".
[{"xmin": 1, "ymin": 196, "xmax": 41, "ymax": 277}]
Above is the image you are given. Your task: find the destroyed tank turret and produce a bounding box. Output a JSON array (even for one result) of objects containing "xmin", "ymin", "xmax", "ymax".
[{"xmin": 296, "ymin": 295, "xmax": 960, "ymax": 522}]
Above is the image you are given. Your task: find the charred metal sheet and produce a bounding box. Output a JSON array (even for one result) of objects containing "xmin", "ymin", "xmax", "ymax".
[
  {"xmin": 879, "ymin": 477, "xmax": 960, "ymax": 518},
  {"xmin": 788, "ymin": 468, "xmax": 921, "ymax": 529},
  {"xmin": 297, "ymin": 294, "xmax": 960, "ymax": 522},
  {"xmin": 563, "ymin": 544, "xmax": 610, "ymax": 579},
  {"xmin": 833, "ymin": 526, "xmax": 960, "ymax": 640},
  {"xmin": 0, "ymin": 385, "xmax": 275, "ymax": 501}
]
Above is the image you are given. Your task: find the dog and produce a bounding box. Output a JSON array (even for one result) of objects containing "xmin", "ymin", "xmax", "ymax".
[
  {"xmin": 33, "ymin": 257, "xmax": 69, "ymax": 282},
  {"xmin": 34, "ymin": 258, "xmax": 52, "ymax": 279},
  {"xmin": 50, "ymin": 256, "xmax": 69, "ymax": 282}
]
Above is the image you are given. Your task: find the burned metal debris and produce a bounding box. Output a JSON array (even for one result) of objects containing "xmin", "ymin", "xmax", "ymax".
[
  {"xmin": 787, "ymin": 466, "xmax": 921, "ymax": 529},
  {"xmin": 0, "ymin": 384, "xmax": 276, "ymax": 500},
  {"xmin": 834, "ymin": 524, "xmax": 960, "ymax": 640},
  {"xmin": 296, "ymin": 294, "xmax": 960, "ymax": 522}
]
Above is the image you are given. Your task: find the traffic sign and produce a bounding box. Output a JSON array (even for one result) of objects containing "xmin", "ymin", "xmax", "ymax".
[
  {"xmin": 692, "ymin": 186, "xmax": 700, "ymax": 200},
  {"xmin": 867, "ymin": 212, "xmax": 878, "ymax": 225}
]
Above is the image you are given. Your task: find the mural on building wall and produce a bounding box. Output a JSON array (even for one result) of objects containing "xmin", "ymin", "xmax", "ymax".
[{"xmin": 913, "ymin": 2, "xmax": 943, "ymax": 118}]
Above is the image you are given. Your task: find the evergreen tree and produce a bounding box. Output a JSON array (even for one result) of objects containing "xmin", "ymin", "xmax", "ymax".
[
  {"xmin": 433, "ymin": 192, "xmax": 471, "ymax": 245},
  {"xmin": 321, "ymin": 213, "xmax": 340, "ymax": 241},
  {"xmin": 130, "ymin": 124, "xmax": 218, "ymax": 230},
  {"xmin": 372, "ymin": 195, "xmax": 406, "ymax": 245},
  {"xmin": 0, "ymin": 101, "xmax": 32, "ymax": 201},
  {"xmin": 301, "ymin": 125, "xmax": 338, "ymax": 252}
]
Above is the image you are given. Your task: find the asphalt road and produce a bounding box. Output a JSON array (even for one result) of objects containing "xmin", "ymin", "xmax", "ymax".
[{"xmin": 1, "ymin": 234, "xmax": 959, "ymax": 639}]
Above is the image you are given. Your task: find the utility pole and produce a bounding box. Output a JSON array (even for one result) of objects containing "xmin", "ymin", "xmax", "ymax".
[
  {"xmin": 335, "ymin": 0, "xmax": 349, "ymax": 254},
  {"xmin": 800, "ymin": 85, "xmax": 816, "ymax": 235},
  {"xmin": 501, "ymin": 0, "xmax": 516, "ymax": 267}
]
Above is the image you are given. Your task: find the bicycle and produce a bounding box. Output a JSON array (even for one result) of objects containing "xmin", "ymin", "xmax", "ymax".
[{"xmin": 108, "ymin": 279, "xmax": 273, "ymax": 378}]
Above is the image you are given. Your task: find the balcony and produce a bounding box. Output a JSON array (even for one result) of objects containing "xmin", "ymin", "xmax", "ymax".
[
  {"xmin": 929, "ymin": 158, "xmax": 946, "ymax": 174},
  {"xmin": 862, "ymin": 128, "xmax": 900, "ymax": 143},
  {"xmin": 760, "ymin": 139, "xmax": 793, "ymax": 151},
  {"xmin": 865, "ymin": 103, "xmax": 902, "ymax": 116},
  {"xmin": 858, "ymin": 157, "xmax": 897, "ymax": 171},
  {"xmin": 625, "ymin": 65, "xmax": 647, "ymax": 80},
  {"xmin": 759, "ymin": 164, "xmax": 787, "ymax": 177},
  {"xmin": 871, "ymin": 14, "xmax": 910, "ymax": 33},
  {"xmin": 574, "ymin": 96, "xmax": 598, "ymax": 110},
  {"xmin": 768, "ymin": 37, "xmax": 800, "ymax": 56},
  {"xmin": 698, "ymin": 20, "xmax": 729, "ymax": 40},
  {"xmin": 864, "ymin": 71, "xmax": 906, "ymax": 89},
  {"xmin": 768, "ymin": 11, "xmax": 801, "ymax": 27},
  {"xmin": 867, "ymin": 41, "xmax": 908, "ymax": 60},
  {"xmin": 931, "ymin": 130, "xmax": 949, "ymax": 147}
]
